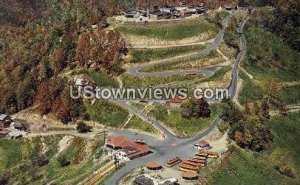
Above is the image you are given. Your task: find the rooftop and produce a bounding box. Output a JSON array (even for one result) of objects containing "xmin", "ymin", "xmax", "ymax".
[
  {"xmin": 182, "ymin": 171, "xmax": 198, "ymax": 179},
  {"xmin": 145, "ymin": 161, "xmax": 162, "ymax": 170},
  {"xmin": 197, "ymin": 140, "xmax": 210, "ymax": 147},
  {"xmin": 169, "ymin": 95, "xmax": 185, "ymax": 104},
  {"xmin": 0, "ymin": 114, "xmax": 8, "ymax": 121},
  {"xmin": 106, "ymin": 135, "xmax": 151, "ymax": 159}
]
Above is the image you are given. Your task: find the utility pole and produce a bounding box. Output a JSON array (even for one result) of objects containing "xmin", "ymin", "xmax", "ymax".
[
  {"xmin": 103, "ymin": 129, "xmax": 107, "ymax": 142},
  {"xmin": 147, "ymin": 0, "xmax": 150, "ymax": 18}
]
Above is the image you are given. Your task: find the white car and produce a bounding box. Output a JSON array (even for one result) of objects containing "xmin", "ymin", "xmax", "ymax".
[{"xmin": 193, "ymin": 144, "xmax": 212, "ymax": 150}]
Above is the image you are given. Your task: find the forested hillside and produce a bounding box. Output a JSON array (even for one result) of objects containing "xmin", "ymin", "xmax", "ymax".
[
  {"xmin": 0, "ymin": 0, "xmax": 298, "ymax": 124},
  {"xmin": 0, "ymin": 0, "xmax": 126, "ymax": 123}
]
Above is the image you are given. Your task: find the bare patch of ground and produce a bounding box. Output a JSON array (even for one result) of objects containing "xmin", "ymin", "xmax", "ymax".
[
  {"xmin": 57, "ymin": 136, "xmax": 74, "ymax": 156},
  {"xmin": 202, "ymin": 126, "xmax": 229, "ymax": 154},
  {"xmin": 12, "ymin": 108, "xmax": 75, "ymax": 131}
]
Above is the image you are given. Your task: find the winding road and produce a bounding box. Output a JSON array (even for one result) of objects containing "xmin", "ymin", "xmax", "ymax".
[
  {"xmin": 126, "ymin": 14, "xmax": 233, "ymax": 78},
  {"xmin": 106, "ymin": 12, "xmax": 249, "ymax": 185}
]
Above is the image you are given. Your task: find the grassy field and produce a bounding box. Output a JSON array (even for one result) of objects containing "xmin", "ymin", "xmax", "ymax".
[
  {"xmin": 0, "ymin": 137, "xmax": 58, "ymax": 184},
  {"xmin": 85, "ymin": 100, "xmax": 129, "ymax": 128},
  {"xmin": 125, "ymin": 115, "xmax": 159, "ymax": 135},
  {"xmin": 117, "ymin": 18, "xmax": 218, "ymax": 40},
  {"xmin": 207, "ymin": 112, "xmax": 300, "ymax": 185},
  {"xmin": 121, "ymin": 73, "xmax": 203, "ymax": 88},
  {"xmin": 148, "ymin": 104, "xmax": 220, "ymax": 137},
  {"xmin": 280, "ymin": 85, "xmax": 300, "ymax": 105},
  {"xmin": 238, "ymin": 71, "xmax": 264, "ymax": 105},
  {"xmin": 244, "ymin": 26, "xmax": 300, "ymax": 82},
  {"xmin": 86, "ymin": 70, "xmax": 119, "ymax": 87},
  {"xmin": 141, "ymin": 50, "xmax": 220, "ymax": 72},
  {"xmin": 45, "ymin": 136, "xmax": 106, "ymax": 184},
  {"xmin": 128, "ymin": 45, "xmax": 207, "ymax": 63}
]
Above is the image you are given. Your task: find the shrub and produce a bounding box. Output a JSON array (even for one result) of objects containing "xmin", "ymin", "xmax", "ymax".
[
  {"xmin": 76, "ymin": 121, "xmax": 92, "ymax": 133},
  {"xmin": 57, "ymin": 156, "xmax": 71, "ymax": 167},
  {"xmin": 274, "ymin": 164, "xmax": 295, "ymax": 178}
]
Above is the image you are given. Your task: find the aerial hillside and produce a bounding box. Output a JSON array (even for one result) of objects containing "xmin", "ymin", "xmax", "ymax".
[{"xmin": 0, "ymin": 0, "xmax": 126, "ymax": 123}]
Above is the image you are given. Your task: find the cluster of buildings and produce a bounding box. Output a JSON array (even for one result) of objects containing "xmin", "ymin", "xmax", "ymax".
[
  {"xmin": 123, "ymin": 1, "xmax": 239, "ymax": 23},
  {"xmin": 0, "ymin": 113, "xmax": 49, "ymax": 139},
  {"xmin": 124, "ymin": 1, "xmax": 206, "ymax": 22},
  {"xmin": 0, "ymin": 114, "xmax": 27, "ymax": 139},
  {"xmin": 106, "ymin": 135, "xmax": 152, "ymax": 162}
]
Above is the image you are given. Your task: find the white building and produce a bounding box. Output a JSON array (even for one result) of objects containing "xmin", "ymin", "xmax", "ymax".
[
  {"xmin": 115, "ymin": 151, "xmax": 130, "ymax": 163},
  {"xmin": 159, "ymin": 7, "xmax": 172, "ymax": 13},
  {"xmin": 135, "ymin": 15, "xmax": 149, "ymax": 23}
]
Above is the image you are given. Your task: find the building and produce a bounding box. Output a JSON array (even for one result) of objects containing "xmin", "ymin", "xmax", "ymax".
[
  {"xmin": 179, "ymin": 162, "xmax": 200, "ymax": 172},
  {"xmin": 194, "ymin": 140, "xmax": 211, "ymax": 150},
  {"xmin": 10, "ymin": 122, "xmax": 26, "ymax": 130},
  {"xmin": 135, "ymin": 15, "xmax": 149, "ymax": 23},
  {"xmin": 115, "ymin": 151, "xmax": 130, "ymax": 163},
  {"xmin": 167, "ymin": 96, "xmax": 185, "ymax": 108},
  {"xmin": 159, "ymin": 7, "xmax": 173, "ymax": 14},
  {"xmin": 0, "ymin": 130, "xmax": 9, "ymax": 137},
  {"xmin": 196, "ymin": 150, "xmax": 219, "ymax": 159},
  {"xmin": 74, "ymin": 75, "xmax": 92, "ymax": 87},
  {"xmin": 223, "ymin": 2, "xmax": 238, "ymax": 10},
  {"xmin": 106, "ymin": 136, "xmax": 152, "ymax": 160},
  {"xmin": 149, "ymin": 12, "xmax": 172, "ymax": 20},
  {"xmin": 145, "ymin": 161, "xmax": 162, "ymax": 170},
  {"xmin": 124, "ymin": 11, "xmax": 138, "ymax": 18},
  {"xmin": 8, "ymin": 130, "xmax": 26, "ymax": 139},
  {"xmin": 0, "ymin": 114, "xmax": 12, "ymax": 129},
  {"xmin": 167, "ymin": 156, "xmax": 182, "ymax": 167},
  {"xmin": 179, "ymin": 156, "xmax": 209, "ymax": 172},
  {"xmin": 182, "ymin": 171, "xmax": 198, "ymax": 180}
]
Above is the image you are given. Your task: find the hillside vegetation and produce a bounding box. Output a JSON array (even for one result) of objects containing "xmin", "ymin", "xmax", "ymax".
[
  {"xmin": 208, "ymin": 112, "xmax": 300, "ymax": 185},
  {"xmin": 0, "ymin": 0, "xmax": 127, "ymax": 124},
  {"xmin": 0, "ymin": 136, "xmax": 107, "ymax": 184}
]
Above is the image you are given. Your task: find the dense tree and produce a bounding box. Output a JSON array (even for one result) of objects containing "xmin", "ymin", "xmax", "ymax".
[
  {"xmin": 220, "ymin": 99, "xmax": 243, "ymax": 123},
  {"xmin": 182, "ymin": 98, "xmax": 211, "ymax": 119},
  {"xmin": 0, "ymin": 0, "xmax": 128, "ymax": 123},
  {"xmin": 221, "ymin": 99, "xmax": 273, "ymax": 152},
  {"xmin": 230, "ymin": 115, "xmax": 273, "ymax": 151},
  {"xmin": 76, "ymin": 121, "xmax": 92, "ymax": 133}
]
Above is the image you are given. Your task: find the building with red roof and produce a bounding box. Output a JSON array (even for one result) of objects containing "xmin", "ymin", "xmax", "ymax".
[
  {"xmin": 167, "ymin": 95, "xmax": 185, "ymax": 108},
  {"xmin": 106, "ymin": 136, "xmax": 152, "ymax": 160}
]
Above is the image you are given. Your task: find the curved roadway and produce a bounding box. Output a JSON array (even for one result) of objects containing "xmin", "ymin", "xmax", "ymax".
[
  {"xmin": 126, "ymin": 14, "xmax": 233, "ymax": 78},
  {"xmin": 107, "ymin": 12, "xmax": 249, "ymax": 185}
]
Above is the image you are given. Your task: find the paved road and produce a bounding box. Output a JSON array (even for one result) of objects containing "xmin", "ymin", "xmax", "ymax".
[
  {"xmin": 106, "ymin": 12, "xmax": 251, "ymax": 185},
  {"xmin": 228, "ymin": 17, "xmax": 249, "ymax": 97}
]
